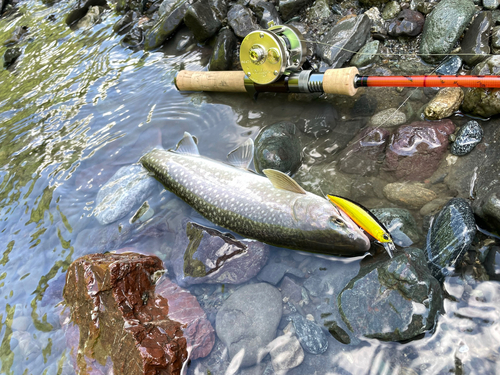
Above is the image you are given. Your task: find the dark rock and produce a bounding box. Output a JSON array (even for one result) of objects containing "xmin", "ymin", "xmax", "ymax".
[
  {"xmin": 419, "ymin": 0, "xmax": 475, "ymax": 63},
  {"xmin": 436, "ymin": 55, "xmax": 463, "ymax": 75},
  {"xmin": 339, "ymin": 248, "xmax": 443, "ymax": 341},
  {"xmin": 387, "ymin": 9, "xmax": 424, "ymax": 37},
  {"xmin": 115, "ymin": 0, "xmax": 140, "ymax": 13},
  {"xmin": 144, "ymin": 0, "xmax": 188, "ymax": 50},
  {"xmin": 209, "ymin": 28, "xmax": 237, "ymax": 71},
  {"xmin": 254, "ymin": 121, "xmax": 302, "ymax": 175},
  {"xmin": 113, "ymin": 10, "xmax": 138, "ymax": 34},
  {"xmin": 462, "ymin": 56, "xmax": 500, "ymax": 117},
  {"xmin": 155, "ymin": 277, "xmax": 216, "ymax": 359},
  {"xmin": 227, "ymin": 4, "xmax": 259, "ymax": 38},
  {"xmin": 359, "ymin": 0, "xmax": 389, "ymax": 6},
  {"xmin": 169, "ymin": 222, "xmax": 269, "ymax": 286},
  {"xmin": 492, "ymin": 26, "xmax": 500, "ymax": 54},
  {"xmin": 317, "ymin": 14, "xmax": 371, "ymax": 69},
  {"xmin": 176, "ymin": 34, "xmax": 195, "ymax": 51},
  {"xmin": 338, "ymin": 127, "xmax": 390, "ymax": 177},
  {"xmin": 288, "ymin": 314, "xmax": 328, "ymax": 354},
  {"xmin": 451, "ymin": 120, "xmax": 483, "ymax": 156},
  {"xmin": 2, "ymin": 47, "xmax": 21, "ymax": 68},
  {"xmin": 65, "ymin": 0, "xmax": 107, "ymax": 26},
  {"xmin": 253, "ymin": 1, "xmax": 281, "ymax": 28},
  {"xmin": 484, "ymin": 246, "xmax": 500, "ymax": 280},
  {"xmin": 3, "ymin": 26, "xmax": 28, "ymax": 46},
  {"xmin": 184, "ymin": 1, "xmax": 222, "ymax": 42},
  {"xmin": 350, "ymin": 94, "xmax": 378, "ymax": 117},
  {"xmin": 294, "ymin": 103, "xmax": 339, "ymax": 138},
  {"xmin": 425, "ymin": 198, "xmax": 476, "ymax": 279},
  {"xmin": 216, "ymin": 283, "xmax": 282, "ymax": 367},
  {"xmin": 279, "ymin": 0, "xmax": 310, "ymax": 21},
  {"xmin": 257, "ymin": 262, "xmax": 305, "ymax": 285},
  {"xmin": 121, "ymin": 24, "xmax": 144, "ymax": 48},
  {"xmin": 383, "ymin": 120, "xmax": 456, "ymax": 182},
  {"xmin": 63, "ymin": 253, "xmax": 188, "ymax": 374},
  {"xmin": 460, "ymin": 11, "xmax": 492, "ymax": 67},
  {"xmin": 371, "ymin": 208, "xmax": 421, "ymax": 247},
  {"xmin": 94, "ymin": 164, "xmax": 158, "ymax": 225},
  {"xmin": 209, "ymin": 0, "xmax": 228, "ymax": 22}
]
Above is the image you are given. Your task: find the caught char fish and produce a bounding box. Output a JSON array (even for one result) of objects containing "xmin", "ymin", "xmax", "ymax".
[{"xmin": 140, "ymin": 132, "xmax": 370, "ymax": 256}]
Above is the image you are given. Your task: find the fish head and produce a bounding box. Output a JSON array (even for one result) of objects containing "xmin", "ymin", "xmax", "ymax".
[{"xmin": 294, "ymin": 196, "xmax": 370, "ymax": 255}]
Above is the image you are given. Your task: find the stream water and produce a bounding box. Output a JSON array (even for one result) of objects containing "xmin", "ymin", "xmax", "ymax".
[{"xmin": 1, "ymin": 1, "xmax": 500, "ymax": 374}]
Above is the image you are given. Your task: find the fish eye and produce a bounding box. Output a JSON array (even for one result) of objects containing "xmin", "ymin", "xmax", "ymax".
[
  {"xmin": 329, "ymin": 217, "xmax": 345, "ymax": 227},
  {"xmin": 383, "ymin": 233, "xmax": 390, "ymax": 241}
]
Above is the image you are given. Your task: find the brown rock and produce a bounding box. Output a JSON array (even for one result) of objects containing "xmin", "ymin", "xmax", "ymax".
[
  {"xmin": 424, "ymin": 87, "xmax": 464, "ymax": 120},
  {"xmin": 63, "ymin": 252, "xmax": 188, "ymax": 375},
  {"xmin": 383, "ymin": 182, "xmax": 438, "ymax": 209},
  {"xmin": 383, "ymin": 120, "xmax": 456, "ymax": 181}
]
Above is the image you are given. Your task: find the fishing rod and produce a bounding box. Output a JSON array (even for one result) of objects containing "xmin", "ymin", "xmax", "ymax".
[{"xmin": 174, "ymin": 24, "xmax": 500, "ymax": 96}]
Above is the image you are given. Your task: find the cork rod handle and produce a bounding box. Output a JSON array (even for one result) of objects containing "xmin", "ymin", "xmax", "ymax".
[
  {"xmin": 175, "ymin": 71, "xmax": 247, "ymax": 93},
  {"xmin": 322, "ymin": 67, "xmax": 359, "ymax": 96}
]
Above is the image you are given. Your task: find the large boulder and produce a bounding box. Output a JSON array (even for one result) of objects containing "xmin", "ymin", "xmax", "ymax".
[{"xmin": 144, "ymin": 0, "xmax": 189, "ymax": 50}]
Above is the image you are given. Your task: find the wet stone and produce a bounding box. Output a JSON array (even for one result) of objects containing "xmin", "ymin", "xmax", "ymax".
[
  {"xmin": 307, "ymin": 0, "xmax": 331, "ymax": 21},
  {"xmin": 425, "ymin": 198, "xmax": 476, "ymax": 279},
  {"xmin": 65, "ymin": 0, "xmax": 107, "ymax": 26},
  {"xmin": 338, "ymin": 127, "xmax": 390, "ymax": 177},
  {"xmin": 2, "ymin": 47, "xmax": 21, "ymax": 68},
  {"xmin": 169, "ymin": 222, "xmax": 269, "ymax": 286},
  {"xmin": 370, "ymin": 108, "xmax": 406, "ymax": 128},
  {"xmin": 209, "ymin": 0, "xmax": 228, "ymax": 22},
  {"xmin": 383, "ymin": 182, "xmax": 438, "ymax": 209},
  {"xmin": 381, "ymin": 1, "xmax": 400, "ymax": 20},
  {"xmin": 121, "ymin": 25, "xmax": 143, "ymax": 49},
  {"xmin": 257, "ymin": 262, "xmax": 305, "ymax": 285},
  {"xmin": 424, "ymin": 87, "xmax": 464, "ymax": 120},
  {"xmin": 268, "ymin": 333, "xmax": 304, "ymax": 372},
  {"xmin": 339, "ymin": 248, "xmax": 442, "ymax": 341},
  {"xmin": 143, "ymin": 0, "xmax": 188, "ymax": 50},
  {"xmin": 254, "ymin": 121, "xmax": 302, "ymax": 175},
  {"xmin": 216, "ymin": 283, "xmax": 282, "ymax": 367},
  {"xmin": 184, "ymin": 1, "xmax": 221, "ymax": 42},
  {"xmin": 492, "ymin": 26, "xmax": 500, "ymax": 54},
  {"xmin": 253, "ymin": 1, "xmax": 281, "ymax": 28},
  {"xmin": 288, "ymin": 314, "xmax": 328, "ymax": 354},
  {"xmin": 3, "ymin": 25, "xmax": 28, "ymax": 45},
  {"xmin": 436, "ymin": 55, "xmax": 463, "ymax": 75},
  {"xmin": 388, "ymin": 9, "xmax": 425, "ymax": 37},
  {"xmin": 419, "ymin": 0, "xmax": 475, "ymax": 63},
  {"xmin": 484, "ymin": 0, "xmax": 500, "ymax": 9},
  {"xmin": 279, "ymin": 0, "xmax": 311, "ymax": 21},
  {"xmin": 350, "ymin": 94, "xmax": 378, "ymax": 117},
  {"xmin": 63, "ymin": 253, "xmax": 188, "ymax": 374},
  {"xmin": 460, "ymin": 11, "xmax": 492, "ymax": 67},
  {"xmin": 94, "ymin": 164, "xmax": 157, "ymax": 225},
  {"xmin": 227, "ymin": 4, "xmax": 259, "ymax": 38},
  {"xmin": 451, "ymin": 120, "xmax": 483, "ymax": 156},
  {"xmin": 371, "ymin": 208, "xmax": 421, "ymax": 247},
  {"xmin": 383, "ymin": 120, "xmax": 456, "ymax": 181},
  {"xmin": 113, "ymin": 10, "xmax": 137, "ymax": 34},
  {"xmin": 75, "ymin": 5, "xmax": 104, "ymax": 28},
  {"xmin": 350, "ymin": 40, "xmax": 380, "ymax": 68},
  {"xmin": 209, "ymin": 28, "xmax": 237, "ymax": 71},
  {"xmin": 317, "ymin": 14, "xmax": 372, "ymax": 69}
]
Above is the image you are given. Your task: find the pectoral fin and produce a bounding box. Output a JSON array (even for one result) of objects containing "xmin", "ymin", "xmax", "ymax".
[
  {"xmin": 172, "ymin": 132, "xmax": 200, "ymax": 155},
  {"xmin": 227, "ymin": 139, "xmax": 254, "ymax": 169},
  {"xmin": 263, "ymin": 169, "xmax": 306, "ymax": 194}
]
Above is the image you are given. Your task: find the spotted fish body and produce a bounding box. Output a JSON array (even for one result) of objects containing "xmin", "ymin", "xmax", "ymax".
[{"xmin": 140, "ymin": 136, "xmax": 370, "ymax": 256}]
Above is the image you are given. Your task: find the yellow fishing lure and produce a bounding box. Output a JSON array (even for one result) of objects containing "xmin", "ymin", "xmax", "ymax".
[{"xmin": 327, "ymin": 195, "xmax": 396, "ymax": 258}]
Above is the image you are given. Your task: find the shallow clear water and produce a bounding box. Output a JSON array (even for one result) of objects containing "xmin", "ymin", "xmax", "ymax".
[{"xmin": 1, "ymin": 1, "xmax": 500, "ymax": 374}]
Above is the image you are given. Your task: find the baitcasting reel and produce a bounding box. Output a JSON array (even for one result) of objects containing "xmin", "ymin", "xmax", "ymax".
[{"xmin": 239, "ymin": 24, "xmax": 308, "ymax": 85}]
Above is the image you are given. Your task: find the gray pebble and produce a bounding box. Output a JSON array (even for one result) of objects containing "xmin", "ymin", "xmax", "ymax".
[{"xmin": 451, "ymin": 120, "xmax": 483, "ymax": 156}]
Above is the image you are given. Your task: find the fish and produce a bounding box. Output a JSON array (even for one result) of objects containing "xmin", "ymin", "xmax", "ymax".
[
  {"xmin": 140, "ymin": 132, "xmax": 370, "ymax": 256},
  {"xmin": 327, "ymin": 195, "xmax": 396, "ymax": 258}
]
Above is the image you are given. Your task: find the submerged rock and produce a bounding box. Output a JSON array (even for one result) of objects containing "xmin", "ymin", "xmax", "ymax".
[
  {"xmin": 288, "ymin": 314, "xmax": 328, "ymax": 354},
  {"xmin": 460, "ymin": 11, "xmax": 492, "ymax": 67},
  {"xmin": 424, "ymin": 87, "xmax": 464, "ymax": 120},
  {"xmin": 436, "ymin": 55, "xmax": 463, "ymax": 75},
  {"xmin": 339, "ymin": 248, "xmax": 442, "ymax": 341},
  {"xmin": 94, "ymin": 164, "xmax": 157, "ymax": 225},
  {"xmin": 209, "ymin": 28, "xmax": 237, "ymax": 71},
  {"xmin": 75, "ymin": 5, "xmax": 104, "ymax": 28},
  {"xmin": 216, "ymin": 283, "xmax": 282, "ymax": 367},
  {"xmin": 371, "ymin": 208, "xmax": 421, "ymax": 247},
  {"xmin": 268, "ymin": 333, "xmax": 304, "ymax": 372},
  {"xmin": 143, "ymin": 0, "xmax": 188, "ymax": 50},
  {"xmin": 2, "ymin": 47, "xmax": 21, "ymax": 68},
  {"xmin": 254, "ymin": 121, "xmax": 302, "ymax": 175},
  {"xmin": 425, "ymin": 198, "xmax": 476, "ymax": 279},
  {"xmin": 370, "ymin": 108, "xmax": 406, "ymax": 128},
  {"xmin": 419, "ymin": 0, "xmax": 475, "ymax": 63},
  {"xmin": 451, "ymin": 120, "xmax": 483, "ymax": 156},
  {"xmin": 113, "ymin": 10, "xmax": 138, "ymax": 34},
  {"xmin": 169, "ymin": 222, "xmax": 269, "ymax": 286},
  {"xmin": 317, "ymin": 14, "xmax": 371, "ymax": 69},
  {"xmin": 227, "ymin": 4, "xmax": 259, "ymax": 38},
  {"xmin": 383, "ymin": 182, "xmax": 437, "ymax": 209},
  {"xmin": 65, "ymin": 0, "xmax": 107, "ymax": 26},
  {"xmin": 383, "ymin": 120, "xmax": 456, "ymax": 181},
  {"xmin": 63, "ymin": 253, "xmax": 188, "ymax": 374},
  {"xmin": 3, "ymin": 26, "xmax": 28, "ymax": 45}
]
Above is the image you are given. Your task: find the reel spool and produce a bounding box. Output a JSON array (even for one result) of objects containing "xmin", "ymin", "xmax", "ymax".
[{"xmin": 239, "ymin": 25, "xmax": 307, "ymax": 85}]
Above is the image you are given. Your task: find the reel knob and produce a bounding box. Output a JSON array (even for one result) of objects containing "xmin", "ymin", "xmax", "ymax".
[{"xmin": 240, "ymin": 25, "xmax": 307, "ymax": 85}]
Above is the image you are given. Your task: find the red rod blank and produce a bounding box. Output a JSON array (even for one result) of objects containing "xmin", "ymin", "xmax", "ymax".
[{"xmin": 360, "ymin": 75, "xmax": 500, "ymax": 88}]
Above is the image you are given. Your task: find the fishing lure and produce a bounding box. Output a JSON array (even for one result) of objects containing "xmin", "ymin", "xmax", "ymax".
[{"xmin": 327, "ymin": 194, "xmax": 396, "ymax": 258}]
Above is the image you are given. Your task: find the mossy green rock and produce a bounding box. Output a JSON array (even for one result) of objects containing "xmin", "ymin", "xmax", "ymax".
[
  {"xmin": 419, "ymin": 0, "xmax": 475, "ymax": 63},
  {"xmin": 350, "ymin": 40, "xmax": 380, "ymax": 68},
  {"xmin": 144, "ymin": 0, "xmax": 188, "ymax": 50},
  {"xmin": 209, "ymin": 28, "xmax": 237, "ymax": 71},
  {"xmin": 339, "ymin": 248, "xmax": 442, "ymax": 341}
]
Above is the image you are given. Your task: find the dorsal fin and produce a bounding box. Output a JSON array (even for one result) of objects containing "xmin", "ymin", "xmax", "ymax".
[
  {"xmin": 263, "ymin": 169, "xmax": 306, "ymax": 194},
  {"xmin": 227, "ymin": 138, "xmax": 254, "ymax": 169},
  {"xmin": 173, "ymin": 132, "xmax": 199, "ymax": 155}
]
